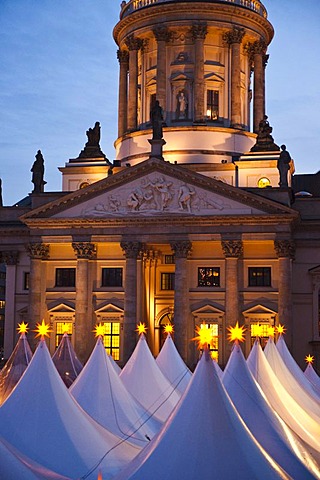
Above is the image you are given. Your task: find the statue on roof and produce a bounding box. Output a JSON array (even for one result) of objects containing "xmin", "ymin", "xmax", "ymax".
[
  {"xmin": 277, "ymin": 144, "xmax": 291, "ymax": 187},
  {"xmin": 85, "ymin": 121, "xmax": 101, "ymax": 147},
  {"xmin": 78, "ymin": 121, "xmax": 109, "ymax": 161},
  {"xmin": 150, "ymin": 100, "xmax": 164, "ymax": 140},
  {"xmin": 31, "ymin": 150, "xmax": 46, "ymax": 194},
  {"xmin": 250, "ymin": 115, "xmax": 280, "ymax": 152}
]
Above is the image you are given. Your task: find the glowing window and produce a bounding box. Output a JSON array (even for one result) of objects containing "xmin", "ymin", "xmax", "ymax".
[
  {"xmin": 198, "ymin": 267, "xmax": 220, "ymax": 287},
  {"xmin": 250, "ymin": 323, "xmax": 271, "ymax": 348},
  {"xmin": 206, "ymin": 90, "xmax": 219, "ymax": 121},
  {"xmin": 258, "ymin": 177, "xmax": 271, "ymax": 188},
  {"xmin": 200, "ymin": 323, "xmax": 219, "ymax": 361},
  {"xmin": 79, "ymin": 182, "xmax": 90, "ymax": 189},
  {"xmin": 55, "ymin": 322, "xmax": 73, "ymax": 348},
  {"xmin": 100, "ymin": 322, "xmax": 121, "ymax": 361},
  {"xmin": 248, "ymin": 267, "xmax": 271, "ymax": 287},
  {"xmin": 161, "ymin": 272, "xmax": 175, "ymax": 290}
]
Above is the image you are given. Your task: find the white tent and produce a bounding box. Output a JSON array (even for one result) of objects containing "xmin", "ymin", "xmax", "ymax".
[
  {"xmin": 213, "ymin": 358, "xmax": 223, "ymax": 379},
  {"xmin": 156, "ymin": 333, "xmax": 192, "ymax": 394},
  {"xmin": 108, "ymin": 352, "xmax": 122, "ymax": 375},
  {"xmin": 52, "ymin": 332, "xmax": 83, "ymax": 387},
  {"xmin": 223, "ymin": 342, "xmax": 319, "ymax": 479},
  {"xmin": 114, "ymin": 349, "xmax": 290, "ymax": 480},
  {"xmin": 0, "ymin": 332, "xmax": 32, "ymax": 405},
  {"xmin": 0, "ymin": 435, "xmax": 71, "ymax": 480},
  {"xmin": 304, "ymin": 363, "xmax": 320, "ymax": 396},
  {"xmin": 120, "ymin": 334, "xmax": 181, "ymax": 422},
  {"xmin": 0, "ymin": 339, "xmax": 139, "ymax": 479},
  {"xmin": 70, "ymin": 336, "xmax": 161, "ymax": 445},
  {"xmin": 264, "ymin": 337, "xmax": 320, "ymax": 421},
  {"xmin": 247, "ymin": 339, "xmax": 320, "ymax": 459},
  {"xmin": 276, "ymin": 334, "xmax": 320, "ymax": 401}
]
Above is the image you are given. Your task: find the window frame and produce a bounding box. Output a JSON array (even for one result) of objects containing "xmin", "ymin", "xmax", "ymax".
[
  {"xmin": 248, "ymin": 267, "xmax": 271, "ymax": 287},
  {"xmin": 55, "ymin": 268, "xmax": 76, "ymax": 288},
  {"xmin": 161, "ymin": 272, "xmax": 175, "ymax": 291},
  {"xmin": 198, "ymin": 267, "xmax": 220, "ymax": 288},
  {"xmin": 101, "ymin": 267, "xmax": 123, "ymax": 288}
]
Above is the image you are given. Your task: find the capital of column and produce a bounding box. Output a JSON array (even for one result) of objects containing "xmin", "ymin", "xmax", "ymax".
[
  {"xmin": 170, "ymin": 240, "xmax": 192, "ymax": 258},
  {"xmin": 117, "ymin": 49, "xmax": 129, "ymax": 64},
  {"xmin": 221, "ymin": 240, "xmax": 243, "ymax": 258},
  {"xmin": 274, "ymin": 240, "xmax": 295, "ymax": 259},
  {"xmin": 153, "ymin": 26, "xmax": 172, "ymax": 43},
  {"xmin": 223, "ymin": 26, "xmax": 245, "ymax": 45},
  {"xmin": 121, "ymin": 241, "xmax": 143, "ymax": 259},
  {"xmin": 1, "ymin": 250, "xmax": 19, "ymax": 265},
  {"xmin": 26, "ymin": 243, "xmax": 50, "ymax": 260},
  {"xmin": 125, "ymin": 34, "xmax": 142, "ymax": 51},
  {"xmin": 191, "ymin": 23, "xmax": 207, "ymax": 41},
  {"xmin": 246, "ymin": 39, "xmax": 267, "ymax": 57},
  {"xmin": 72, "ymin": 242, "xmax": 97, "ymax": 259}
]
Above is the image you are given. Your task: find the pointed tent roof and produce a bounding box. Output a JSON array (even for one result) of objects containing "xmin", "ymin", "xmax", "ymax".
[
  {"xmin": 52, "ymin": 333, "xmax": 83, "ymax": 387},
  {"xmin": 0, "ymin": 339, "xmax": 139, "ymax": 479},
  {"xmin": 223, "ymin": 342, "xmax": 319, "ymax": 479},
  {"xmin": 70, "ymin": 337, "xmax": 161, "ymax": 445},
  {"xmin": 0, "ymin": 332, "xmax": 32, "ymax": 405},
  {"xmin": 247, "ymin": 340, "xmax": 320, "ymax": 456},
  {"xmin": 114, "ymin": 350, "xmax": 289, "ymax": 480},
  {"xmin": 156, "ymin": 333, "xmax": 192, "ymax": 394},
  {"xmin": 264, "ymin": 337, "xmax": 320, "ymax": 421},
  {"xmin": 108, "ymin": 352, "xmax": 122, "ymax": 374},
  {"xmin": 304, "ymin": 363, "xmax": 320, "ymax": 396},
  {"xmin": 120, "ymin": 334, "xmax": 181, "ymax": 422},
  {"xmin": 276, "ymin": 334, "xmax": 320, "ymax": 401}
]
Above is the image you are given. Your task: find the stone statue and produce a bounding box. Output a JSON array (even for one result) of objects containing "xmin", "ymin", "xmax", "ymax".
[
  {"xmin": 250, "ymin": 115, "xmax": 279, "ymax": 152},
  {"xmin": 277, "ymin": 144, "xmax": 291, "ymax": 187},
  {"xmin": 86, "ymin": 121, "xmax": 101, "ymax": 147},
  {"xmin": 31, "ymin": 150, "xmax": 46, "ymax": 193},
  {"xmin": 177, "ymin": 91, "xmax": 188, "ymax": 119},
  {"xmin": 78, "ymin": 121, "xmax": 109, "ymax": 160},
  {"xmin": 150, "ymin": 100, "xmax": 164, "ymax": 140}
]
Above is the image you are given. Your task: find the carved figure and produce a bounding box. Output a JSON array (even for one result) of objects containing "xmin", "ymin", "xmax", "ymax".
[
  {"xmin": 177, "ymin": 91, "xmax": 188, "ymax": 119},
  {"xmin": 150, "ymin": 100, "xmax": 164, "ymax": 139},
  {"xmin": 153, "ymin": 177, "xmax": 173, "ymax": 210},
  {"xmin": 86, "ymin": 122, "xmax": 101, "ymax": 146},
  {"xmin": 108, "ymin": 195, "xmax": 121, "ymax": 212},
  {"xmin": 178, "ymin": 184, "xmax": 195, "ymax": 213},
  {"xmin": 277, "ymin": 144, "xmax": 291, "ymax": 187},
  {"xmin": 31, "ymin": 150, "xmax": 46, "ymax": 193}
]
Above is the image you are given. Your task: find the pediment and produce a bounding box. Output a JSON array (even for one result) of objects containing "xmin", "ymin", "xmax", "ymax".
[
  {"xmin": 95, "ymin": 302, "xmax": 124, "ymax": 314},
  {"xmin": 243, "ymin": 303, "xmax": 277, "ymax": 316},
  {"xmin": 21, "ymin": 157, "xmax": 297, "ymax": 222},
  {"xmin": 47, "ymin": 301, "xmax": 75, "ymax": 313},
  {"xmin": 192, "ymin": 303, "xmax": 224, "ymax": 316}
]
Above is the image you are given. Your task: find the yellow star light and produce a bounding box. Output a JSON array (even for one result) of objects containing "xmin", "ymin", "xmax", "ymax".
[
  {"xmin": 267, "ymin": 326, "xmax": 275, "ymax": 337},
  {"xmin": 164, "ymin": 324, "xmax": 174, "ymax": 335},
  {"xmin": 251, "ymin": 324, "xmax": 263, "ymax": 338},
  {"xmin": 17, "ymin": 322, "xmax": 29, "ymax": 335},
  {"xmin": 136, "ymin": 322, "xmax": 147, "ymax": 335},
  {"xmin": 34, "ymin": 320, "xmax": 52, "ymax": 338},
  {"xmin": 227, "ymin": 322, "xmax": 246, "ymax": 343},
  {"xmin": 276, "ymin": 324, "xmax": 286, "ymax": 335},
  {"xmin": 305, "ymin": 354, "xmax": 314, "ymax": 364},
  {"xmin": 192, "ymin": 324, "xmax": 213, "ymax": 350},
  {"xmin": 93, "ymin": 323, "xmax": 105, "ymax": 337}
]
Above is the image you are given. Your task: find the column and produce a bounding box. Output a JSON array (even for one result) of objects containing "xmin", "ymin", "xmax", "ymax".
[
  {"xmin": 72, "ymin": 242, "xmax": 96, "ymax": 363},
  {"xmin": 251, "ymin": 39, "xmax": 267, "ymax": 133},
  {"xmin": 117, "ymin": 49, "xmax": 129, "ymax": 137},
  {"xmin": 26, "ymin": 243, "xmax": 50, "ymax": 350},
  {"xmin": 2, "ymin": 251, "xmax": 19, "ymax": 358},
  {"xmin": 170, "ymin": 240, "xmax": 192, "ymax": 362},
  {"xmin": 121, "ymin": 241, "xmax": 143, "ymax": 364},
  {"xmin": 222, "ymin": 240, "xmax": 243, "ymax": 356},
  {"xmin": 274, "ymin": 240, "xmax": 295, "ymax": 348},
  {"xmin": 223, "ymin": 27, "xmax": 245, "ymax": 128},
  {"xmin": 263, "ymin": 53, "xmax": 269, "ymax": 118},
  {"xmin": 125, "ymin": 34, "xmax": 141, "ymax": 132},
  {"xmin": 191, "ymin": 23, "xmax": 207, "ymax": 123},
  {"xmin": 153, "ymin": 26, "xmax": 171, "ymax": 113}
]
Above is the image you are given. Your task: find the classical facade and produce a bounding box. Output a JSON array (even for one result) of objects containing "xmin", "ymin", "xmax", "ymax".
[{"xmin": 0, "ymin": 0, "xmax": 320, "ymax": 370}]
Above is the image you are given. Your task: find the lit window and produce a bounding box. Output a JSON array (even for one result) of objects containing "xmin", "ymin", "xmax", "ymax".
[
  {"xmin": 198, "ymin": 267, "xmax": 220, "ymax": 287},
  {"xmin": 79, "ymin": 182, "xmax": 90, "ymax": 189},
  {"xmin": 102, "ymin": 268, "xmax": 123, "ymax": 287},
  {"xmin": 55, "ymin": 268, "xmax": 76, "ymax": 287},
  {"xmin": 250, "ymin": 323, "xmax": 271, "ymax": 348},
  {"xmin": 258, "ymin": 177, "xmax": 271, "ymax": 188},
  {"xmin": 55, "ymin": 322, "xmax": 73, "ymax": 348},
  {"xmin": 248, "ymin": 267, "xmax": 271, "ymax": 287},
  {"xmin": 206, "ymin": 90, "xmax": 219, "ymax": 120},
  {"xmin": 200, "ymin": 323, "xmax": 219, "ymax": 361},
  {"xmin": 101, "ymin": 322, "xmax": 121, "ymax": 361},
  {"xmin": 161, "ymin": 272, "xmax": 175, "ymax": 290}
]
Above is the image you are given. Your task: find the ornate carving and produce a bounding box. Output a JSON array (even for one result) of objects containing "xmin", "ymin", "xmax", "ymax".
[
  {"xmin": 72, "ymin": 242, "xmax": 96, "ymax": 259},
  {"xmin": 245, "ymin": 39, "xmax": 267, "ymax": 58},
  {"xmin": 1, "ymin": 251, "xmax": 19, "ymax": 265},
  {"xmin": 178, "ymin": 184, "xmax": 195, "ymax": 213},
  {"xmin": 274, "ymin": 240, "xmax": 295, "ymax": 259},
  {"xmin": 221, "ymin": 240, "xmax": 243, "ymax": 258},
  {"xmin": 223, "ymin": 27, "xmax": 245, "ymax": 45},
  {"xmin": 170, "ymin": 240, "xmax": 192, "ymax": 258},
  {"xmin": 153, "ymin": 26, "xmax": 172, "ymax": 43},
  {"xmin": 191, "ymin": 23, "xmax": 207, "ymax": 41},
  {"xmin": 121, "ymin": 241, "xmax": 143, "ymax": 259},
  {"xmin": 125, "ymin": 34, "xmax": 142, "ymax": 51},
  {"xmin": 26, "ymin": 243, "xmax": 50, "ymax": 260},
  {"xmin": 117, "ymin": 49, "xmax": 129, "ymax": 64},
  {"xmin": 251, "ymin": 115, "xmax": 280, "ymax": 152}
]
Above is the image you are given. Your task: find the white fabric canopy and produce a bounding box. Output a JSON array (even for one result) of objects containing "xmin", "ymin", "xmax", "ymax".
[
  {"xmin": 156, "ymin": 333, "xmax": 192, "ymax": 394},
  {"xmin": 223, "ymin": 342, "xmax": 319, "ymax": 479},
  {"xmin": 114, "ymin": 349, "xmax": 290, "ymax": 480},
  {"xmin": 52, "ymin": 332, "xmax": 82, "ymax": 387},
  {"xmin": 0, "ymin": 339, "xmax": 139, "ymax": 479},
  {"xmin": 304, "ymin": 363, "xmax": 320, "ymax": 396},
  {"xmin": 70, "ymin": 336, "xmax": 161, "ymax": 445},
  {"xmin": 120, "ymin": 334, "xmax": 181, "ymax": 422}
]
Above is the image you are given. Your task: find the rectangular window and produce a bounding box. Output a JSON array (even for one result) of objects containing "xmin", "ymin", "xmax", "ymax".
[
  {"xmin": 198, "ymin": 267, "xmax": 220, "ymax": 287},
  {"xmin": 101, "ymin": 322, "xmax": 121, "ymax": 361},
  {"xmin": 200, "ymin": 323, "xmax": 219, "ymax": 361},
  {"xmin": 164, "ymin": 255, "xmax": 175, "ymax": 264},
  {"xmin": 55, "ymin": 321, "xmax": 73, "ymax": 348},
  {"xmin": 55, "ymin": 268, "xmax": 76, "ymax": 287},
  {"xmin": 248, "ymin": 267, "xmax": 271, "ymax": 287},
  {"xmin": 250, "ymin": 323, "xmax": 271, "ymax": 348},
  {"xmin": 101, "ymin": 268, "xmax": 123, "ymax": 287},
  {"xmin": 161, "ymin": 272, "xmax": 175, "ymax": 290},
  {"xmin": 24, "ymin": 272, "xmax": 30, "ymax": 290},
  {"xmin": 206, "ymin": 90, "xmax": 219, "ymax": 120}
]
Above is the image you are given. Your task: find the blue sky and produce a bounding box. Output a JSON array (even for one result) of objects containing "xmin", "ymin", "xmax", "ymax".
[{"xmin": 0, "ymin": 0, "xmax": 319, "ymax": 205}]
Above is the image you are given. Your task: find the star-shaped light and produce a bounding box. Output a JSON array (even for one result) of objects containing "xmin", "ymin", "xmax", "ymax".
[
  {"xmin": 227, "ymin": 322, "xmax": 246, "ymax": 343},
  {"xmin": 136, "ymin": 322, "xmax": 147, "ymax": 335},
  {"xmin": 305, "ymin": 354, "xmax": 314, "ymax": 364},
  {"xmin": 17, "ymin": 321, "xmax": 29, "ymax": 335},
  {"xmin": 164, "ymin": 324, "xmax": 174, "ymax": 335},
  {"xmin": 34, "ymin": 320, "xmax": 52, "ymax": 338},
  {"xmin": 267, "ymin": 326, "xmax": 275, "ymax": 337},
  {"xmin": 61, "ymin": 323, "xmax": 71, "ymax": 334},
  {"xmin": 276, "ymin": 324, "xmax": 286, "ymax": 335},
  {"xmin": 192, "ymin": 324, "xmax": 213, "ymax": 349},
  {"xmin": 251, "ymin": 324, "xmax": 263, "ymax": 338},
  {"xmin": 93, "ymin": 323, "xmax": 105, "ymax": 337}
]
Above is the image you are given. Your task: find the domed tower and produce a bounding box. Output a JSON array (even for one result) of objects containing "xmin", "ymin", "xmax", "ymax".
[{"xmin": 113, "ymin": 0, "xmax": 273, "ymax": 174}]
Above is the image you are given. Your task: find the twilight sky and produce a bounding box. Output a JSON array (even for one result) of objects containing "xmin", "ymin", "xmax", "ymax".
[{"xmin": 0, "ymin": 0, "xmax": 319, "ymax": 205}]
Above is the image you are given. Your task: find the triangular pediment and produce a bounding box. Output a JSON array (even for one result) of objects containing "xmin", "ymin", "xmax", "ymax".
[
  {"xmin": 95, "ymin": 302, "xmax": 124, "ymax": 314},
  {"xmin": 21, "ymin": 157, "xmax": 297, "ymax": 224},
  {"xmin": 47, "ymin": 301, "xmax": 75, "ymax": 313},
  {"xmin": 243, "ymin": 303, "xmax": 277, "ymax": 316},
  {"xmin": 192, "ymin": 303, "xmax": 224, "ymax": 316}
]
